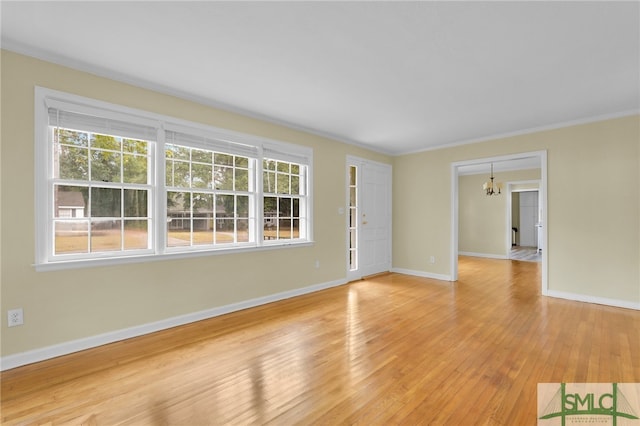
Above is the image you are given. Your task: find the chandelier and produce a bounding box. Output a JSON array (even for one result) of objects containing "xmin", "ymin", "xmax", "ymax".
[{"xmin": 483, "ymin": 163, "xmax": 502, "ymax": 196}]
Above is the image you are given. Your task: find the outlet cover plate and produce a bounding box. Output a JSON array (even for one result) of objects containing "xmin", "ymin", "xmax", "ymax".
[{"xmin": 8, "ymin": 308, "xmax": 24, "ymax": 327}]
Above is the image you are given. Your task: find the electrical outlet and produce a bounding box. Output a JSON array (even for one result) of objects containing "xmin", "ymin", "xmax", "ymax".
[
  {"xmin": 430, "ymin": 256, "xmax": 436, "ymax": 264},
  {"xmin": 8, "ymin": 308, "xmax": 24, "ymax": 327},
  {"xmin": 315, "ymin": 260, "xmax": 320, "ymax": 269}
]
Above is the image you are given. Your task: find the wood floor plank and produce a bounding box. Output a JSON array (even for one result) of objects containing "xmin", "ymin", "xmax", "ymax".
[{"xmin": 2, "ymin": 256, "xmax": 639, "ymax": 425}]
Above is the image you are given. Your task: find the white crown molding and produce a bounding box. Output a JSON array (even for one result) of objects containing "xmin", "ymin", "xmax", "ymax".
[
  {"xmin": 8, "ymin": 41, "xmax": 636, "ymax": 158},
  {"xmin": 0, "ymin": 277, "xmax": 348, "ymax": 371},
  {"xmin": 1, "ymin": 41, "xmax": 395, "ymax": 157},
  {"xmin": 397, "ymin": 109, "xmax": 640, "ymax": 156}
]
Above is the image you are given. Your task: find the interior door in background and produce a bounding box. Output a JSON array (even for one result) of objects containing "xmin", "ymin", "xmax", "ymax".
[{"xmin": 519, "ymin": 191, "xmax": 538, "ymax": 247}]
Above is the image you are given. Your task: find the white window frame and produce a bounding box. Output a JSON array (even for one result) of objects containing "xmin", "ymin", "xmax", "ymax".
[{"xmin": 34, "ymin": 87, "xmax": 313, "ymax": 271}]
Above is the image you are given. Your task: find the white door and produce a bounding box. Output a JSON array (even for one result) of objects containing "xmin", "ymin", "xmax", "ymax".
[
  {"xmin": 519, "ymin": 191, "xmax": 538, "ymax": 247},
  {"xmin": 346, "ymin": 157, "xmax": 392, "ymax": 280}
]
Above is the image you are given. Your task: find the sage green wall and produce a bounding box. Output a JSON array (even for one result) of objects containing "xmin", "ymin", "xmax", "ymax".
[
  {"xmin": 394, "ymin": 115, "xmax": 640, "ymax": 304},
  {"xmin": 0, "ymin": 50, "xmax": 391, "ymax": 357},
  {"xmin": 458, "ymin": 169, "xmax": 540, "ymax": 257}
]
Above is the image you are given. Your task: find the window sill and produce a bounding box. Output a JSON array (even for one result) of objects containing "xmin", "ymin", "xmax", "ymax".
[{"xmin": 34, "ymin": 240, "xmax": 314, "ymax": 272}]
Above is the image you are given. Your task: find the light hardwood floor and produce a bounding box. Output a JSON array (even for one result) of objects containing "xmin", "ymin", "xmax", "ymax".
[{"xmin": 2, "ymin": 256, "xmax": 639, "ymax": 425}]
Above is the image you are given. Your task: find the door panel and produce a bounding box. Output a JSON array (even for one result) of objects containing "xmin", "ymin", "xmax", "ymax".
[
  {"xmin": 347, "ymin": 158, "xmax": 391, "ymax": 279},
  {"xmin": 519, "ymin": 191, "xmax": 538, "ymax": 247}
]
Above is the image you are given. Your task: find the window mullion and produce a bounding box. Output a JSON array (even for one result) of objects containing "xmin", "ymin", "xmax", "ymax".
[
  {"xmin": 156, "ymin": 127, "xmax": 167, "ymax": 254},
  {"xmin": 256, "ymin": 147, "xmax": 265, "ymax": 245}
]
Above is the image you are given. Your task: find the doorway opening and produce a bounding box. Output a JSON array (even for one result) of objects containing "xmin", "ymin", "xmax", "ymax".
[
  {"xmin": 508, "ymin": 185, "xmax": 542, "ymax": 262},
  {"xmin": 451, "ymin": 151, "xmax": 548, "ymax": 295}
]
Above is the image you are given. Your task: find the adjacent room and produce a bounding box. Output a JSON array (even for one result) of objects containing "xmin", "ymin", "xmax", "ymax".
[{"xmin": 1, "ymin": 1, "xmax": 639, "ymax": 424}]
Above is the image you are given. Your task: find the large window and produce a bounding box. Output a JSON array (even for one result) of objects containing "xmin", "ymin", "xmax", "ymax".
[{"xmin": 35, "ymin": 88, "xmax": 312, "ymax": 270}]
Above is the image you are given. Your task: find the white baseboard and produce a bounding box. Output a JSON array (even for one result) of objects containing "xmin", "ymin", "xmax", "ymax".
[
  {"xmin": 0, "ymin": 278, "xmax": 348, "ymax": 371},
  {"xmin": 458, "ymin": 251, "xmax": 508, "ymax": 260},
  {"xmin": 391, "ymin": 267, "xmax": 453, "ymax": 282},
  {"xmin": 544, "ymin": 289, "xmax": 640, "ymax": 311}
]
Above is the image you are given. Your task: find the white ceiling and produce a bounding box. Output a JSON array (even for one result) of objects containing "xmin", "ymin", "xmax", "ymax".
[{"xmin": 2, "ymin": 1, "xmax": 639, "ymax": 155}]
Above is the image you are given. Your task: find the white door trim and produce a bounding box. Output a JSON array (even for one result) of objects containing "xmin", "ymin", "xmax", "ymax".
[{"xmin": 451, "ymin": 150, "xmax": 548, "ymax": 295}]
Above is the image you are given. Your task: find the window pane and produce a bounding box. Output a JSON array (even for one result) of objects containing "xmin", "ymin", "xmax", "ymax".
[
  {"xmin": 214, "ymin": 153, "xmax": 233, "ymax": 166},
  {"xmin": 193, "ymin": 219, "xmax": 213, "ymax": 245},
  {"xmin": 192, "ymin": 163, "xmax": 213, "ymax": 189},
  {"xmin": 291, "ymin": 164, "xmax": 299, "ymax": 175},
  {"xmin": 91, "ymin": 187, "xmax": 121, "ymax": 217},
  {"xmin": 167, "ymin": 192, "xmax": 190, "ymax": 246},
  {"xmin": 277, "ymin": 161, "xmax": 289, "ymax": 173},
  {"xmin": 192, "ymin": 149, "xmax": 212, "ymax": 164},
  {"xmin": 264, "ymin": 197, "xmax": 277, "ymax": 217},
  {"xmin": 91, "ymin": 150, "xmax": 121, "ymax": 182},
  {"xmin": 263, "ymin": 219, "xmax": 276, "ymax": 240},
  {"xmin": 55, "ymin": 185, "xmax": 87, "ymax": 218},
  {"xmin": 58, "ymin": 145, "xmax": 89, "ymax": 180},
  {"xmin": 124, "ymin": 220, "xmax": 148, "ymax": 250},
  {"xmin": 215, "ymin": 219, "xmax": 234, "ymax": 243},
  {"xmin": 291, "ymin": 175, "xmax": 299, "ymax": 195},
  {"xmin": 54, "ymin": 220, "xmax": 88, "ymax": 254},
  {"xmin": 235, "ymin": 168, "xmax": 248, "ymax": 191},
  {"xmin": 167, "ymin": 160, "xmax": 190, "ymax": 188},
  {"xmin": 279, "ymin": 197, "xmax": 292, "ymax": 217},
  {"xmin": 278, "ymin": 219, "xmax": 292, "ymax": 239},
  {"xmin": 276, "ymin": 173, "xmax": 290, "ymax": 194},
  {"xmin": 350, "ymin": 166, "xmax": 356, "ymax": 186},
  {"xmin": 124, "ymin": 189, "xmax": 148, "ymax": 217},
  {"xmin": 292, "ymin": 219, "xmax": 300, "ymax": 238},
  {"xmin": 123, "ymin": 154, "xmax": 147, "ymax": 184},
  {"xmin": 235, "ymin": 156, "xmax": 248, "ymax": 167},
  {"xmin": 214, "ymin": 166, "xmax": 233, "ymax": 190},
  {"xmin": 90, "ymin": 219, "xmax": 121, "ymax": 252},
  {"xmin": 91, "ymin": 134, "xmax": 121, "ymax": 151},
  {"xmin": 263, "ymin": 171, "xmax": 275, "ymax": 193},
  {"xmin": 167, "ymin": 191, "xmax": 190, "ymax": 216},
  {"xmin": 350, "ymin": 187, "xmax": 357, "ymax": 206},
  {"xmin": 57, "ymin": 129, "xmax": 88, "ymax": 147},
  {"xmin": 237, "ymin": 219, "xmax": 249, "ymax": 242},
  {"xmin": 167, "ymin": 229, "xmax": 191, "ymax": 247},
  {"xmin": 293, "ymin": 198, "xmax": 300, "ymax": 217},
  {"xmin": 216, "ymin": 194, "xmax": 234, "ymax": 217},
  {"xmin": 193, "ymin": 193, "xmax": 213, "ymax": 215},
  {"xmin": 263, "ymin": 159, "xmax": 276, "ymax": 171},
  {"xmin": 166, "ymin": 144, "xmax": 189, "ymax": 160},
  {"xmin": 237, "ymin": 196, "xmax": 249, "ymax": 217},
  {"xmin": 123, "ymin": 139, "xmax": 147, "ymax": 155}
]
